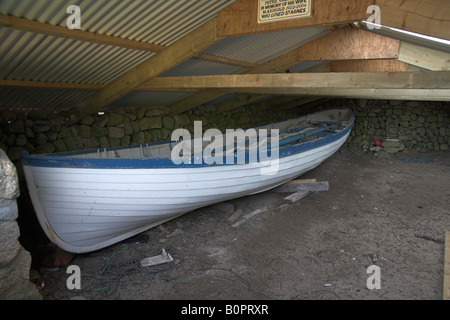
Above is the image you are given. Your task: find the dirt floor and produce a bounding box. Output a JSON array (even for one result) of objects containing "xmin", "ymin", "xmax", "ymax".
[{"xmin": 24, "ymin": 149, "xmax": 449, "ymax": 301}]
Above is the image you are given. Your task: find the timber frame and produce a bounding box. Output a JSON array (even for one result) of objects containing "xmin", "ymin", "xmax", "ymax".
[{"xmin": 0, "ymin": 0, "xmax": 449, "ymax": 117}]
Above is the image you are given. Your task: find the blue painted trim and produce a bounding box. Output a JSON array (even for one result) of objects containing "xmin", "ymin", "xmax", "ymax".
[{"xmin": 21, "ymin": 115, "xmax": 353, "ymax": 169}]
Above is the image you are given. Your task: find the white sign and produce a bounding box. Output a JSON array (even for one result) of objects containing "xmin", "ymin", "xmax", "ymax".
[{"xmin": 258, "ymin": 0, "xmax": 312, "ymax": 24}]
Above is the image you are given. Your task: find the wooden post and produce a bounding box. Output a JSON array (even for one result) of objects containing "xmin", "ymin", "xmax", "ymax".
[{"xmin": 444, "ymin": 231, "xmax": 450, "ymax": 300}]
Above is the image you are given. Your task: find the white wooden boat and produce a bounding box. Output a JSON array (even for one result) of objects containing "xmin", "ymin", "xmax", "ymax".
[{"xmin": 21, "ymin": 108, "xmax": 354, "ymax": 253}]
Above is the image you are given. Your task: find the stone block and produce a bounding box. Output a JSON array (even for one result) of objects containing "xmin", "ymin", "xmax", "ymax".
[
  {"xmin": 35, "ymin": 142, "xmax": 56, "ymax": 154},
  {"xmin": 6, "ymin": 120, "xmax": 25, "ymax": 134},
  {"xmin": 108, "ymin": 127, "xmax": 125, "ymax": 139},
  {"xmin": 140, "ymin": 117, "xmax": 162, "ymax": 131},
  {"xmin": 94, "ymin": 114, "xmax": 109, "ymax": 127},
  {"xmin": 53, "ymin": 139, "xmax": 68, "ymax": 152},
  {"xmin": 0, "ymin": 221, "xmax": 21, "ymax": 268},
  {"xmin": 92, "ymin": 126, "xmax": 108, "ymax": 138},
  {"xmin": 0, "ymin": 248, "xmax": 42, "ymax": 300},
  {"xmin": 384, "ymin": 146, "xmax": 399, "ymax": 154},
  {"xmin": 33, "ymin": 120, "xmax": 51, "ymax": 133},
  {"xmin": 80, "ymin": 115, "xmax": 95, "ymax": 126},
  {"xmin": 162, "ymin": 116, "xmax": 175, "ymax": 130},
  {"xmin": 107, "ymin": 112, "xmax": 124, "ymax": 127},
  {"xmin": 0, "ymin": 199, "xmax": 18, "ymax": 220},
  {"xmin": 132, "ymin": 132, "xmax": 145, "ymax": 144},
  {"xmin": 78, "ymin": 125, "xmax": 92, "ymax": 138},
  {"xmin": 0, "ymin": 150, "xmax": 19, "ymax": 199},
  {"xmin": 383, "ymin": 140, "xmax": 401, "ymax": 148}
]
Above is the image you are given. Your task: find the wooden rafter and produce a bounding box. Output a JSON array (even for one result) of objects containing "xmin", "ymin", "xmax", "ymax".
[
  {"xmin": 0, "ymin": 13, "xmax": 254, "ymax": 71},
  {"xmin": 167, "ymin": 47, "xmax": 300, "ymax": 115},
  {"xmin": 167, "ymin": 26, "xmax": 401, "ymax": 114},
  {"xmin": 0, "ymin": 13, "xmax": 165, "ymax": 53},
  {"xmin": 67, "ymin": 16, "xmax": 223, "ymax": 123},
  {"xmin": 397, "ymin": 42, "xmax": 450, "ymax": 71}
]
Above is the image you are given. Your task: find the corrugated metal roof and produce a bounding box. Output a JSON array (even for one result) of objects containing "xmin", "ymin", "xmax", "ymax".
[
  {"xmin": 0, "ymin": 0, "xmax": 237, "ymax": 110},
  {"xmin": 0, "ymin": 0, "xmax": 236, "ymax": 45},
  {"xmin": 112, "ymin": 91, "xmax": 194, "ymax": 108},
  {"xmin": 160, "ymin": 58, "xmax": 247, "ymax": 77},
  {"xmin": 203, "ymin": 26, "xmax": 330, "ymax": 64},
  {"xmin": 0, "ymin": 86, "xmax": 93, "ymax": 110},
  {"xmin": 1, "ymin": 1, "xmax": 447, "ymax": 112},
  {"xmin": 0, "ymin": 27, "xmax": 154, "ymax": 84}
]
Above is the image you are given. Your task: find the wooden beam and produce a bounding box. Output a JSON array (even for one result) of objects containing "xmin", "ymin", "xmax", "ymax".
[
  {"xmin": 195, "ymin": 53, "xmax": 257, "ymax": 69},
  {"xmin": 375, "ymin": 0, "xmax": 450, "ymax": 41},
  {"xmin": 217, "ymin": 0, "xmax": 372, "ymax": 37},
  {"xmin": 247, "ymin": 88, "xmax": 450, "ymax": 101},
  {"xmin": 167, "ymin": 47, "xmax": 301, "ymax": 115},
  {"xmin": 167, "ymin": 26, "xmax": 401, "ymax": 115},
  {"xmin": 145, "ymin": 72, "xmax": 450, "ymax": 91},
  {"xmin": 0, "ymin": 13, "xmax": 165, "ymax": 53},
  {"xmin": 0, "ymin": 14, "xmax": 259, "ymax": 70},
  {"xmin": 145, "ymin": 72, "xmax": 450, "ymax": 101},
  {"xmin": 68, "ymin": 17, "xmax": 222, "ymax": 123},
  {"xmin": 0, "ymin": 79, "xmax": 104, "ymax": 90},
  {"xmin": 397, "ymin": 42, "xmax": 450, "ymax": 71}
]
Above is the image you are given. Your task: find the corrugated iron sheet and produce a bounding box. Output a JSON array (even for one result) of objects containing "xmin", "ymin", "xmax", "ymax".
[
  {"xmin": 112, "ymin": 91, "xmax": 194, "ymax": 108},
  {"xmin": 0, "ymin": 86, "xmax": 93, "ymax": 110},
  {"xmin": 0, "ymin": 27, "xmax": 154, "ymax": 84},
  {"xmin": 203, "ymin": 26, "xmax": 330, "ymax": 64},
  {"xmin": 0, "ymin": 0, "xmax": 236, "ymax": 45},
  {"xmin": 0, "ymin": 0, "xmax": 237, "ymax": 110},
  {"xmin": 161, "ymin": 58, "xmax": 247, "ymax": 77}
]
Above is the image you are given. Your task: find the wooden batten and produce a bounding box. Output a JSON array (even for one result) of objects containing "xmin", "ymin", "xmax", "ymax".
[{"xmin": 0, "ymin": 13, "xmax": 165, "ymax": 53}]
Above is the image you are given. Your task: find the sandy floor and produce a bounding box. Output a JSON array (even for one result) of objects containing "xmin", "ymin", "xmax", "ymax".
[{"xmin": 30, "ymin": 149, "xmax": 450, "ymax": 301}]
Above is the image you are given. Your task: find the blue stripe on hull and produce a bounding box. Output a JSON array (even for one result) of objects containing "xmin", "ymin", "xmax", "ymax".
[{"xmin": 21, "ymin": 118, "xmax": 353, "ymax": 169}]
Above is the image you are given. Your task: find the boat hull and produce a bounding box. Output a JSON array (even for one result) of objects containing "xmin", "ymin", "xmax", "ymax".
[{"xmin": 22, "ymin": 109, "xmax": 353, "ymax": 253}]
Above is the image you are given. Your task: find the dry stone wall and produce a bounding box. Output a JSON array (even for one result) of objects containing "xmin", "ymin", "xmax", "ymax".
[
  {"xmin": 342, "ymin": 100, "xmax": 450, "ymax": 153},
  {"xmin": 0, "ymin": 105, "xmax": 298, "ymax": 161},
  {"xmin": 0, "ymin": 99, "xmax": 449, "ymax": 161}
]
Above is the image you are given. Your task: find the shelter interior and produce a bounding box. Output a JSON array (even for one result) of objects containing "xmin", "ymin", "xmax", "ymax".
[{"xmin": 0, "ymin": 0, "xmax": 449, "ymax": 301}]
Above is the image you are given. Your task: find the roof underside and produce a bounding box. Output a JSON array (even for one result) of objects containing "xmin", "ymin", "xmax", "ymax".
[{"xmin": 0, "ymin": 0, "xmax": 449, "ymax": 113}]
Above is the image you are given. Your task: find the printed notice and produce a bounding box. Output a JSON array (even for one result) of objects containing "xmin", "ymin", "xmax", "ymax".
[{"xmin": 258, "ymin": 0, "xmax": 312, "ymax": 24}]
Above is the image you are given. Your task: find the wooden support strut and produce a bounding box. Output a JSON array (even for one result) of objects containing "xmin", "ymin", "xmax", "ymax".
[
  {"xmin": 444, "ymin": 231, "xmax": 450, "ymax": 300},
  {"xmin": 67, "ymin": 16, "xmax": 223, "ymax": 124}
]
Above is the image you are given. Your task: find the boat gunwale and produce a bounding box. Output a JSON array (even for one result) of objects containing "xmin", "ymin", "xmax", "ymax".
[{"xmin": 21, "ymin": 109, "xmax": 354, "ymax": 169}]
